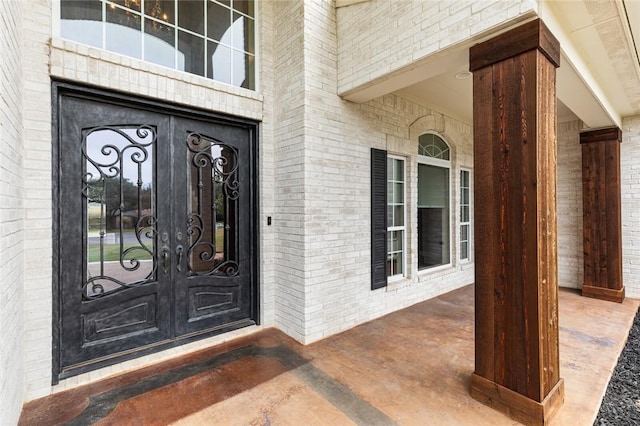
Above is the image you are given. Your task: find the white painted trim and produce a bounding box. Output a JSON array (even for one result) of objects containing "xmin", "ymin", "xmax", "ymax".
[
  {"xmin": 459, "ymin": 167, "xmax": 472, "ymax": 263},
  {"xmin": 387, "ymin": 154, "xmax": 407, "ymax": 280},
  {"xmin": 617, "ymin": 0, "xmax": 640, "ymax": 95},
  {"xmin": 416, "ymin": 137, "xmax": 453, "ymax": 273},
  {"xmin": 52, "ymin": 0, "xmax": 61, "ymax": 38}
]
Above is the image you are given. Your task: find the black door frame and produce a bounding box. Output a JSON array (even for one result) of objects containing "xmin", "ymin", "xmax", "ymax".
[{"xmin": 52, "ymin": 81, "xmax": 260, "ymax": 383}]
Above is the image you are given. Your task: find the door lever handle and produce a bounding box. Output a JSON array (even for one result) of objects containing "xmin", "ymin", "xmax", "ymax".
[
  {"xmin": 161, "ymin": 247, "xmax": 169, "ymax": 274},
  {"xmin": 176, "ymin": 245, "xmax": 183, "ymax": 272}
]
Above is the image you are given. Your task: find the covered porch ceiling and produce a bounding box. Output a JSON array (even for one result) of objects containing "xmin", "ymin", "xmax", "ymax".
[{"xmin": 342, "ymin": 0, "xmax": 640, "ymax": 129}]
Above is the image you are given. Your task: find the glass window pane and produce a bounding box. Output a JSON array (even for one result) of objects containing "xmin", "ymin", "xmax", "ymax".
[
  {"xmin": 462, "ymin": 187, "xmax": 469, "ymax": 205},
  {"xmin": 178, "ymin": 30, "xmax": 205, "ymax": 76},
  {"xmin": 61, "ymin": 1, "xmax": 103, "ymax": 48},
  {"xmin": 387, "ymin": 230, "xmax": 403, "ymax": 276},
  {"xmin": 179, "ymin": 0, "xmax": 205, "ymax": 34},
  {"xmin": 208, "ymin": 41, "xmax": 232, "ymax": 83},
  {"xmin": 187, "ymin": 135, "xmax": 238, "ymax": 276},
  {"xmin": 418, "ymin": 164, "xmax": 449, "ymax": 208},
  {"xmin": 144, "ymin": 20, "xmax": 175, "ymax": 68},
  {"xmin": 208, "ymin": 0, "xmax": 232, "ymax": 42},
  {"xmin": 388, "ymin": 251, "xmax": 401, "ymax": 276},
  {"xmin": 232, "ymin": 12, "xmax": 254, "ymax": 54},
  {"xmin": 389, "ymin": 231, "xmax": 399, "ymax": 252},
  {"xmin": 85, "ymin": 127, "xmax": 156, "ymax": 297},
  {"xmin": 393, "ymin": 182, "xmax": 403, "ymax": 203},
  {"xmin": 144, "ymin": 0, "xmax": 174, "ymax": 24},
  {"xmin": 461, "ymin": 241, "xmax": 468, "ymax": 260},
  {"xmin": 234, "ymin": 0, "xmax": 254, "ymax": 17},
  {"xmin": 112, "ymin": 0, "xmax": 141, "ymax": 12},
  {"xmin": 106, "ymin": 4, "xmax": 142, "ymax": 59},
  {"xmin": 232, "ymin": 49, "xmax": 254, "ymax": 89},
  {"xmin": 394, "ymin": 158, "xmax": 403, "ymax": 182},
  {"xmin": 461, "ymin": 170, "xmax": 469, "ymax": 187},
  {"xmin": 418, "ymin": 164, "xmax": 450, "ymax": 269},
  {"xmin": 396, "ymin": 251, "xmax": 403, "ymax": 275},
  {"xmin": 394, "ymin": 205, "xmax": 404, "ymax": 227}
]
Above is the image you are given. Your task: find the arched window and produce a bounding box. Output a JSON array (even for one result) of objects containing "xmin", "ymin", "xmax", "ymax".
[
  {"xmin": 418, "ymin": 133, "xmax": 450, "ymax": 160},
  {"xmin": 417, "ymin": 133, "xmax": 451, "ymax": 269}
]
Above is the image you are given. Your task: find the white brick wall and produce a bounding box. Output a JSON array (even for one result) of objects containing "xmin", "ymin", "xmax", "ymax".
[
  {"xmin": 0, "ymin": 1, "xmax": 25, "ymax": 422},
  {"xmin": 258, "ymin": 0, "xmax": 276, "ymax": 328},
  {"xmin": 22, "ymin": 0, "xmax": 54, "ymax": 401},
  {"xmin": 284, "ymin": 0, "xmax": 475, "ymax": 344},
  {"xmin": 622, "ymin": 114, "xmax": 640, "ymax": 298},
  {"xmin": 336, "ymin": 0, "xmax": 539, "ymax": 94},
  {"xmin": 557, "ymin": 120, "xmax": 584, "ymax": 289},
  {"xmin": 272, "ymin": 0, "xmax": 308, "ymax": 341}
]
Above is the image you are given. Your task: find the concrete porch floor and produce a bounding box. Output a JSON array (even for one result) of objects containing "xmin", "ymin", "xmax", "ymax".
[{"xmin": 19, "ymin": 285, "xmax": 639, "ymax": 426}]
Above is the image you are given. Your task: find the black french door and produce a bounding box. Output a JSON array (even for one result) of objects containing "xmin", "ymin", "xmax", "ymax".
[{"xmin": 54, "ymin": 84, "xmax": 257, "ymax": 381}]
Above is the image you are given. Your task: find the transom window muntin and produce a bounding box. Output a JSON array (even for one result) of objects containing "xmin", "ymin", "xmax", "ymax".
[
  {"xmin": 387, "ymin": 156, "xmax": 405, "ymax": 279},
  {"xmin": 60, "ymin": 0, "xmax": 256, "ymax": 89},
  {"xmin": 417, "ymin": 133, "xmax": 451, "ymax": 271}
]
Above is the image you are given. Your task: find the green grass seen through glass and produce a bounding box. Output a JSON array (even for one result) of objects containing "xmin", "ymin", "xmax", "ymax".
[
  {"xmin": 88, "ymin": 243, "xmax": 153, "ymax": 263},
  {"xmin": 87, "ymin": 229, "xmax": 225, "ymax": 263}
]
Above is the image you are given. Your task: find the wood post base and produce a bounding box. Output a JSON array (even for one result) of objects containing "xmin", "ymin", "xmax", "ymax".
[
  {"xmin": 582, "ymin": 284, "xmax": 625, "ymax": 303},
  {"xmin": 470, "ymin": 374, "xmax": 565, "ymax": 426}
]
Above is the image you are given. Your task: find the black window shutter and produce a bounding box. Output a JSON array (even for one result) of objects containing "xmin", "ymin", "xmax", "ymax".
[{"xmin": 371, "ymin": 148, "xmax": 388, "ymax": 290}]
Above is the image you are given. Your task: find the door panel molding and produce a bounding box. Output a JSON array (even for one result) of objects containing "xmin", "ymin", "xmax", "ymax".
[{"xmin": 52, "ymin": 82, "xmax": 259, "ymax": 383}]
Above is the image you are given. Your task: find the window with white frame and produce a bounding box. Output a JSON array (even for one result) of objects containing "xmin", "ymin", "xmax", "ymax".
[
  {"xmin": 417, "ymin": 133, "xmax": 451, "ymax": 270},
  {"xmin": 387, "ymin": 156, "xmax": 405, "ymax": 278},
  {"xmin": 60, "ymin": 0, "xmax": 256, "ymax": 89},
  {"xmin": 460, "ymin": 169, "xmax": 471, "ymax": 261}
]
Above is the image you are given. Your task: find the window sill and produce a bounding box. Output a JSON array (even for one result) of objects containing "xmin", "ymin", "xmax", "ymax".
[
  {"xmin": 416, "ymin": 264, "xmax": 457, "ymax": 281},
  {"xmin": 418, "ymin": 263, "xmax": 454, "ymax": 275}
]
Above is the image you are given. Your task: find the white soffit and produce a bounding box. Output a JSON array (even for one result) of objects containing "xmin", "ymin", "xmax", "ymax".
[{"xmin": 540, "ymin": 0, "xmax": 640, "ymax": 128}]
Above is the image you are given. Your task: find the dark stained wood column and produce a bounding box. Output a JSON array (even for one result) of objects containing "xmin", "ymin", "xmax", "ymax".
[
  {"xmin": 469, "ymin": 19, "xmax": 564, "ymax": 425},
  {"xmin": 581, "ymin": 127, "xmax": 625, "ymax": 302}
]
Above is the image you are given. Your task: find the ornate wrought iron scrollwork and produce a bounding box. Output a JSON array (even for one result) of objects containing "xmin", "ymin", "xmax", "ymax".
[
  {"xmin": 82, "ymin": 125, "xmax": 157, "ymax": 299},
  {"xmin": 186, "ymin": 132, "xmax": 239, "ymax": 276}
]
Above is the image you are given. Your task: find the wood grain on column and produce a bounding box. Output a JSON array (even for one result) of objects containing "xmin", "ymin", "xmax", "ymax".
[
  {"xmin": 581, "ymin": 127, "xmax": 624, "ymax": 302},
  {"xmin": 469, "ymin": 19, "xmax": 564, "ymax": 425}
]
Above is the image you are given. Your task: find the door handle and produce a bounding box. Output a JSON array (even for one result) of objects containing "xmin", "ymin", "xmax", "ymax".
[
  {"xmin": 161, "ymin": 247, "xmax": 170, "ymax": 274},
  {"xmin": 176, "ymin": 245, "xmax": 183, "ymax": 272}
]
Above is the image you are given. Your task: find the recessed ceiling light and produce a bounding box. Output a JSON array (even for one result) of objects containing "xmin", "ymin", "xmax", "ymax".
[{"xmin": 455, "ymin": 71, "xmax": 472, "ymax": 79}]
